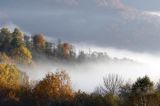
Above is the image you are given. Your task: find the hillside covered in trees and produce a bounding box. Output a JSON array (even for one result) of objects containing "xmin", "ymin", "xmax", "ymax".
[
  {"xmin": 0, "ymin": 27, "xmax": 134, "ymax": 66},
  {"xmin": 1, "ymin": 27, "xmax": 160, "ymax": 106}
]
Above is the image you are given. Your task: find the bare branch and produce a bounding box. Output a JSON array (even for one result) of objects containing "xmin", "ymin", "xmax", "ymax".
[{"xmin": 103, "ymin": 73, "xmax": 123, "ymax": 95}]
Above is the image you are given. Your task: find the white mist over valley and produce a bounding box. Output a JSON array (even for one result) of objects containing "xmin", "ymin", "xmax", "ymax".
[{"xmin": 19, "ymin": 45, "xmax": 160, "ymax": 92}]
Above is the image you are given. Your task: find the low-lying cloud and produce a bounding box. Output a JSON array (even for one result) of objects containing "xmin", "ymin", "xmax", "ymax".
[{"xmin": 19, "ymin": 45, "xmax": 160, "ymax": 92}]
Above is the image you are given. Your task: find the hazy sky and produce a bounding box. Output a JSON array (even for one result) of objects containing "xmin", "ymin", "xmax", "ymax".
[
  {"xmin": 1, "ymin": 0, "xmax": 160, "ymax": 53},
  {"xmin": 123, "ymin": 0, "xmax": 160, "ymax": 10}
]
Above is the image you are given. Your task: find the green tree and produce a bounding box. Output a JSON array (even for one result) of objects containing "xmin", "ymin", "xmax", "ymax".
[
  {"xmin": 0, "ymin": 28, "xmax": 12, "ymax": 52},
  {"xmin": 119, "ymin": 83, "xmax": 132, "ymax": 106},
  {"xmin": 132, "ymin": 76, "xmax": 154, "ymax": 95},
  {"xmin": 45, "ymin": 42, "xmax": 53, "ymax": 57},
  {"xmin": 11, "ymin": 45, "xmax": 32, "ymax": 64},
  {"xmin": 12, "ymin": 28, "xmax": 23, "ymax": 40},
  {"xmin": 104, "ymin": 93, "xmax": 120, "ymax": 106},
  {"xmin": 10, "ymin": 37, "xmax": 24, "ymax": 49},
  {"xmin": 10, "ymin": 28, "xmax": 24, "ymax": 49},
  {"xmin": 131, "ymin": 76, "xmax": 154, "ymax": 106}
]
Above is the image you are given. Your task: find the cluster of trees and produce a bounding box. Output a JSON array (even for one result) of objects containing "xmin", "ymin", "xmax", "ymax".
[
  {"xmin": 0, "ymin": 64, "xmax": 74, "ymax": 106},
  {"xmin": 0, "ymin": 27, "xmax": 112, "ymax": 65},
  {"xmin": 0, "ymin": 28, "xmax": 32, "ymax": 64},
  {"xmin": 95, "ymin": 74, "xmax": 160, "ymax": 106},
  {"xmin": 0, "ymin": 64, "xmax": 160, "ymax": 106},
  {"xmin": 24, "ymin": 30, "xmax": 110, "ymax": 62}
]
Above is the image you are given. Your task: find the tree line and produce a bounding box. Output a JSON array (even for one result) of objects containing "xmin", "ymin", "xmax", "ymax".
[
  {"xmin": 0, "ymin": 27, "xmax": 132, "ymax": 65},
  {"xmin": 0, "ymin": 63, "xmax": 160, "ymax": 106}
]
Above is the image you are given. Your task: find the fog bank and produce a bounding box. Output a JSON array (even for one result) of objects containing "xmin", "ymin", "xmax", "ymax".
[{"xmin": 18, "ymin": 46, "xmax": 160, "ymax": 92}]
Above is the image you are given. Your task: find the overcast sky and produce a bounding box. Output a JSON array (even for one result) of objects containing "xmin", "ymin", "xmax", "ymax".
[{"xmin": 1, "ymin": 0, "xmax": 160, "ymax": 53}]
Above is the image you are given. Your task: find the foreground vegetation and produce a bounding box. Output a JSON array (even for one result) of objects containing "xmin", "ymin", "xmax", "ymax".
[{"xmin": 1, "ymin": 64, "xmax": 160, "ymax": 106}]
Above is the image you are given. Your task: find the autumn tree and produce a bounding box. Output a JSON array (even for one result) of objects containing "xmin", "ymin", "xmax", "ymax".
[
  {"xmin": 33, "ymin": 34, "xmax": 46, "ymax": 51},
  {"xmin": 33, "ymin": 70, "xmax": 74, "ymax": 104},
  {"xmin": 0, "ymin": 64, "xmax": 21, "ymax": 90},
  {"xmin": 0, "ymin": 63, "xmax": 29, "ymax": 90},
  {"xmin": 0, "ymin": 64, "xmax": 29, "ymax": 105},
  {"xmin": 56, "ymin": 41, "xmax": 75, "ymax": 59}
]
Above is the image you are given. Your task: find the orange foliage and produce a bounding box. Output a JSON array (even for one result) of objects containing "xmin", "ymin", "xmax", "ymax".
[
  {"xmin": 33, "ymin": 70, "xmax": 74, "ymax": 101},
  {"xmin": 33, "ymin": 34, "xmax": 46, "ymax": 49},
  {"xmin": 0, "ymin": 64, "xmax": 21, "ymax": 90}
]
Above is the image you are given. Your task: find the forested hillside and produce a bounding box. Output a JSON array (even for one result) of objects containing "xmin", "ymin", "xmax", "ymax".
[{"xmin": 0, "ymin": 27, "xmax": 134, "ymax": 65}]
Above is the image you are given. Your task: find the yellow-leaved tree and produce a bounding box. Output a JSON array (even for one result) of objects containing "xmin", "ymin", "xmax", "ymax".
[
  {"xmin": 33, "ymin": 70, "xmax": 74, "ymax": 102},
  {"xmin": 0, "ymin": 64, "xmax": 20, "ymax": 90},
  {"xmin": 11, "ymin": 45, "xmax": 32, "ymax": 64},
  {"xmin": 0, "ymin": 64, "xmax": 29, "ymax": 103}
]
